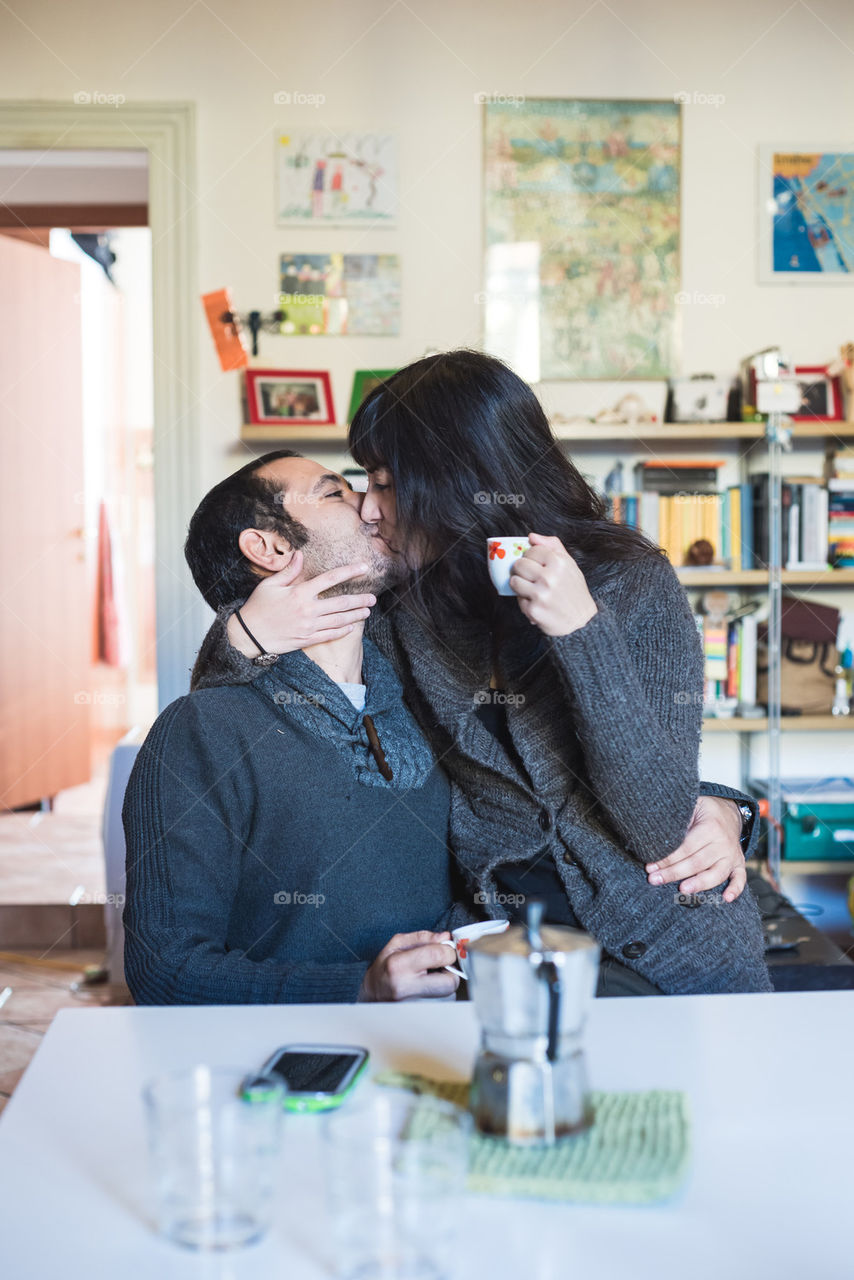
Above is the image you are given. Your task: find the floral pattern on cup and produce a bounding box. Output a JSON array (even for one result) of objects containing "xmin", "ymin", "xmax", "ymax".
[{"xmin": 487, "ymin": 536, "xmax": 530, "ymax": 595}]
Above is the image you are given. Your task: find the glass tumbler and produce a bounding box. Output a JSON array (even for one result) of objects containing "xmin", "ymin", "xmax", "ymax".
[
  {"xmin": 142, "ymin": 1065, "xmax": 284, "ymax": 1250},
  {"xmin": 323, "ymin": 1084, "xmax": 471, "ymax": 1280}
]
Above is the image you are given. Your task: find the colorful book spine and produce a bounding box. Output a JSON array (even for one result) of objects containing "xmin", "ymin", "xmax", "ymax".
[
  {"xmin": 728, "ymin": 485, "xmax": 742, "ymax": 570},
  {"xmin": 703, "ymin": 616, "xmax": 728, "ymax": 681},
  {"xmin": 740, "ymin": 481, "xmax": 753, "ymax": 570}
]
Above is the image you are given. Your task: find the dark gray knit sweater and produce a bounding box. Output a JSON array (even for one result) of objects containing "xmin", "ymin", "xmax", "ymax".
[
  {"xmin": 192, "ymin": 551, "xmax": 772, "ymax": 994},
  {"xmin": 123, "ymin": 638, "xmax": 458, "ymax": 1004}
]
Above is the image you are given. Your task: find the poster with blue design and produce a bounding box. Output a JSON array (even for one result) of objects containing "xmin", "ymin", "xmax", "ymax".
[{"xmin": 760, "ymin": 147, "xmax": 854, "ymax": 282}]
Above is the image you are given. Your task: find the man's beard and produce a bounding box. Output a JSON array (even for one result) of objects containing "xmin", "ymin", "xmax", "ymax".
[{"xmin": 302, "ymin": 525, "xmax": 408, "ymax": 598}]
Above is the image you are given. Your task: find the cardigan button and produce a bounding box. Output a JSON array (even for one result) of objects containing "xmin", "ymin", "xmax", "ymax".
[
  {"xmin": 562, "ymin": 851, "xmax": 574, "ymax": 865},
  {"xmin": 538, "ymin": 810, "xmax": 552, "ymax": 832},
  {"xmin": 621, "ymin": 941, "xmax": 647, "ymax": 960}
]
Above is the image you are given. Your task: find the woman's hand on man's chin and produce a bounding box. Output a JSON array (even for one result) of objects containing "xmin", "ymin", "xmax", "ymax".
[
  {"xmin": 508, "ymin": 532, "xmax": 598, "ymax": 637},
  {"xmin": 226, "ymin": 552, "xmax": 378, "ymax": 657}
]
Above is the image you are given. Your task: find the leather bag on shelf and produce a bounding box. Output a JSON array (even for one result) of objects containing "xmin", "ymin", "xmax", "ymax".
[{"xmin": 757, "ymin": 595, "xmax": 840, "ymax": 715}]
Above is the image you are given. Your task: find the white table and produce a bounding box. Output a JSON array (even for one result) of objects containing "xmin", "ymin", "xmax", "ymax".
[{"xmin": 0, "ymin": 993, "xmax": 850, "ymax": 1279}]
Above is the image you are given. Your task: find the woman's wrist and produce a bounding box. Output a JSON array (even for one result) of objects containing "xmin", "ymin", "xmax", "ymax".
[{"xmin": 227, "ymin": 608, "xmax": 264, "ymax": 658}]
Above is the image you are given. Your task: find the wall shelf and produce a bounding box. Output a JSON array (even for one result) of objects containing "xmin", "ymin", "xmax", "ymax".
[
  {"xmin": 677, "ymin": 568, "xmax": 854, "ymax": 588},
  {"xmin": 241, "ymin": 424, "xmax": 349, "ymax": 443},
  {"xmin": 240, "ymin": 420, "xmax": 854, "ymax": 446},
  {"xmin": 702, "ymin": 716, "xmax": 853, "ymax": 733},
  {"xmin": 550, "ymin": 420, "xmax": 854, "ymax": 443},
  {"xmin": 778, "ymin": 860, "xmax": 854, "ymax": 875}
]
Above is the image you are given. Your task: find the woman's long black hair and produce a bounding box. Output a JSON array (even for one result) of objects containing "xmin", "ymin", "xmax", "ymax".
[{"xmin": 349, "ymin": 349, "xmax": 661, "ymax": 622}]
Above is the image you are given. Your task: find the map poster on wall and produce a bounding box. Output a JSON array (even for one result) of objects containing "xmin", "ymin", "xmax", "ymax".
[
  {"xmin": 276, "ymin": 133, "xmax": 397, "ymax": 226},
  {"xmin": 483, "ymin": 98, "xmax": 681, "ymax": 381},
  {"xmin": 759, "ymin": 147, "xmax": 854, "ymax": 283}
]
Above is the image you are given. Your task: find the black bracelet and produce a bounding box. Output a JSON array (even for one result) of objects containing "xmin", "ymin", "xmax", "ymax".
[{"xmin": 234, "ymin": 608, "xmax": 268, "ymax": 657}]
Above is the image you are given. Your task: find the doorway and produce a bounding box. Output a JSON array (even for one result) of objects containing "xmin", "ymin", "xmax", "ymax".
[
  {"xmin": 0, "ymin": 150, "xmax": 156, "ymax": 804},
  {"xmin": 0, "ymin": 101, "xmax": 202, "ymax": 713},
  {"xmin": 0, "ymin": 103, "xmax": 199, "ymax": 928}
]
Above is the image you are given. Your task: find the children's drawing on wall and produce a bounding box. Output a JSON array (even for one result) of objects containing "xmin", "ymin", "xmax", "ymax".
[{"xmin": 276, "ymin": 133, "xmax": 397, "ymax": 225}]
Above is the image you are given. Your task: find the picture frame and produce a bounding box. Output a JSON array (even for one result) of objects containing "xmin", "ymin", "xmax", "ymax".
[
  {"xmin": 347, "ymin": 368, "xmax": 398, "ymax": 422},
  {"xmin": 758, "ymin": 145, "xmax": 854, "ymax": 284},
  {"xmin": 244, "ymin": 369, "xmax": 336, "ymax": 426},
  {"xmin": 791, "ymin": 366, "xmax": 843, "ymax": 420}
]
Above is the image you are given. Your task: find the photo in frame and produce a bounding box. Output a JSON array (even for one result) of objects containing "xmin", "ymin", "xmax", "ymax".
[
  {"xmin": 790, "ymin": 366, "xmax": 843, "ymax": 420},
  {"xmin": 759, "ymin": 146, "xmax": 854, "ymax": 283},
  {"xmin": 483, "ymin": 97, "xmax": 681, "ymax": 381},
  {"xmin": 347, "ymin": 368, "xmax": 399, "ymax": 422},
  {"xmin": 276, "ymin": 132, "xmax": 397, "ymax": 226},
  {"xmin": 244, "ymin": 369, "xmax": 336, "ymax": 426}
]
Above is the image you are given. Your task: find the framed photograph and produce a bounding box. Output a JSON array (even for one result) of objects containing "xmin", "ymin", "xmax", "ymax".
[
  {"xmin": 245, "ymin": 369, "xmax": 336, "ymax": 426},
  {"xmin": 791, "ymin": 366, "xmax": 843, "ymax": 420},
  {"xmin": 483, "ymin": 97, "xmax": 681, "ymax": 380},
  {"xmin": 347, "ymin": 368, "xmax": 398, "ymax": 422},
  {"xmin": 276, "ymin": 132, "xmax": 397, "ymax": 226},
  {"xmin": 279, "ymin": 252, "xmax": 401, "ymax": 337},
  {"xmin": 759, "ymin": 146, "xmax": 854, "ymax": 283}
]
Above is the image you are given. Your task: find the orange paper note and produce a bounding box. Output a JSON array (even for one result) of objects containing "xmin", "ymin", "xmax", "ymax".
[{"xmin": 201, "ymin": 288, "xmax": 249, "ymax": 371}]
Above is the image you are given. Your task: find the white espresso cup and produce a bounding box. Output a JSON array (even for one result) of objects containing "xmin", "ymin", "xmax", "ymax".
[
  {"xmin": 449, "ymin": 919, "xmax": 510, "ymax": 980},
  {"xmin": 486, "ymin": 536, "xmax": 531, "ymax": 596}
]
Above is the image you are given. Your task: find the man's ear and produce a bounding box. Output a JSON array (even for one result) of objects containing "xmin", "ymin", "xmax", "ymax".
[{"xmin": 237, "ymin": 526, "xmax": 297, "ymax": 574}]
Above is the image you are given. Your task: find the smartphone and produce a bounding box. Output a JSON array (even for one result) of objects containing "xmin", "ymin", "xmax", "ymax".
[{"xmin": 251, "ymin": 1043, "xmax": 369, "ymax": 1113}]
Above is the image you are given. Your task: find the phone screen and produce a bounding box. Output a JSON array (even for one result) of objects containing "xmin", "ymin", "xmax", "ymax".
[{"xmin": 268, "ymin": 1050, "xmax": 362, "ymax": 1094}]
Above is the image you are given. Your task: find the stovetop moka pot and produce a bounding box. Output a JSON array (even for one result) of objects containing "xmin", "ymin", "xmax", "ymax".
[{"xmin": 468, "ymin": 901, "xmax": 600, "ymax": 1145}]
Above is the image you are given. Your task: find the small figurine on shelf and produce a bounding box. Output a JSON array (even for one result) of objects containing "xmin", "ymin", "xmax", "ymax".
[
  {"xmin": 685, "ymin": 538, "xmax": 716, "ymax": 566},
  {"xmin": 593, "ymin": 393, "xmax": 658, "ymax": 426},
  {"xmin": 826, "ymin": 343, "xmax": 854, "ymax": 425},
  {"xmin": 603, "ymin": 460, "xmax": 624, "ymax": 495}
]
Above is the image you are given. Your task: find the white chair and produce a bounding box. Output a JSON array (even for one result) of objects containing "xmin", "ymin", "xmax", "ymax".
[{"xmin": 101, "ymin": 727, "xmax": 147, "ymax": 984}]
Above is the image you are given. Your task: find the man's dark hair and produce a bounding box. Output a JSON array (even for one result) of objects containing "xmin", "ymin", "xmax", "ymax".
[{"xmin": 184, "ymin": 449, "xmax": 310, "ymax": 610}]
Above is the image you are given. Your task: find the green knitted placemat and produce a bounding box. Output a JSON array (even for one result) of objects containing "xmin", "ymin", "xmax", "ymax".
[{"xmin": 375, "ymin": 1071, "xmax": 690, "ymax": 1204}]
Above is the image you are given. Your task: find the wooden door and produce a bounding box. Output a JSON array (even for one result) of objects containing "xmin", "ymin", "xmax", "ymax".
[{"xmin": 0, "ymin": 235, "xmax": 90, "ymax": 807}]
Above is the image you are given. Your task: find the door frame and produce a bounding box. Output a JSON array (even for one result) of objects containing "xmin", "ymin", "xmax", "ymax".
[{"xmin": 0, "ymin": 101, "xmax": 201, "ymax": 709}]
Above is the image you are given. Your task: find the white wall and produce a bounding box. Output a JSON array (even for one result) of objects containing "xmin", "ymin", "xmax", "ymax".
[
  {"xmin": 2, "ymin": 0, "xmax": 853, "ymax": 766},
  {"xmin": 2, "ymin": 0, "xmax": 852, "ymax": 476}
]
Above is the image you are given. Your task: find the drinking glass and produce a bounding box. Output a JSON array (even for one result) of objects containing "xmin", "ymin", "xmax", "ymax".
[
  {"xmin": 142, "ymin": 1065, "xmax": 284, "ymax": 1250},
  {"xmin": 323, "ymin": 1084, "xmax": 471, "ymax": 1280}
]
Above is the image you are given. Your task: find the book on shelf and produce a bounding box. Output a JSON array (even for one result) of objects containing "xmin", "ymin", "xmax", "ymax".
[
  {"xmin": 693, "ymin": 610, "xmax": 760, "ymax": 712},
  {"xmin": 633, "ymin": 459, "xmax": 724, "ymax": 495},
  {"xmin": 750, "ymin": 474, "xmax": 830, "ymax": 571},
  {"xmin": 829, "ymin": 476, "xmax": 854, "ymax": 567},
  {"xmin": 606, "ymin": 466, "xmax": 844, "ymax": 572}
]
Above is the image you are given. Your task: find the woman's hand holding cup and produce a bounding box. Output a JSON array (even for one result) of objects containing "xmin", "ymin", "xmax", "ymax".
[{"xmin": 488, "ymin": 532, "xmax": 597, "ymax": 636}]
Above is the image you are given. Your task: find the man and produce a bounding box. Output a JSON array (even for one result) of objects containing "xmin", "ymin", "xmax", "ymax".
[{"xmin": 123, "ymin": 451, "xmax": 463, "ymax": 1003}]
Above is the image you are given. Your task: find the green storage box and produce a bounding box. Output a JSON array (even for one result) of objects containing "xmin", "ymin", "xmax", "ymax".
[{"xmin": 749, "ymin": 777, "xmax": 854, "ymax": 861}]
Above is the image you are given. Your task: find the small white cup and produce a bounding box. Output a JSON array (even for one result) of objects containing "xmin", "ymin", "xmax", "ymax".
[
  {"xmin": 487, "ymin": 536, "xmax": 530, "ymax": 595},
  {"xmin": 448, "ymin": 919, "xmax": 510, "ymax": 980}
]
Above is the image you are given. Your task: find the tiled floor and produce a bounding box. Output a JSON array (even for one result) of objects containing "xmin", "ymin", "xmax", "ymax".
[
  {"xmin": 0, "ymin": 949, "xmax": 130, "ymax": 1116},
  {"xmin": 0, "ymin": 764, "xmax": 130, "ymax": 1115},
  {"xmin": 0, "ymin": 775, "xmax": 107, "ymax": 906}
]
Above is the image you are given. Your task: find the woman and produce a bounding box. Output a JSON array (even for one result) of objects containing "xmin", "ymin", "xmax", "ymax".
[{"xmin": 194, "ymin": 350, "xmax": 770, "ymax": 994}]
